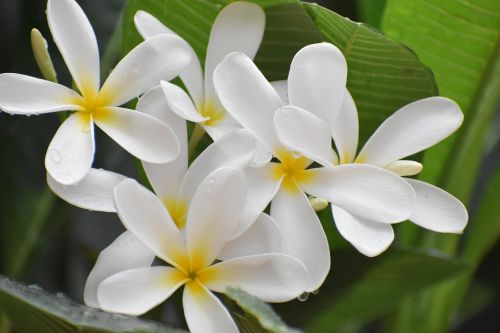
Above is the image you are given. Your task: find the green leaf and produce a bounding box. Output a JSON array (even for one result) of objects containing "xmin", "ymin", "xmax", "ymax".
[
  {"xmin": 2, "ymin": 189, "xmax": 56, "ymax": 278},
  {"xmin": 225, "ymin": 287, "xmax": 301, "ymax": 333},
  {"xmin": 303, "ymin": 3, "xmax": 437, "ymax": 144},
  {"xmin": 382, "ymin": 0, "xmax": 500, "ymax": 193},
  {"xmin": 272, "ymin": 248, "xmax": 468, "ymax": 332},
  {"xmin": 381, "ymin": 2, "xmax": 500, "ymax": 332},
  {"xmin": 122, "ymin": 1, "xmax": 437, "ymax": 146},
  {"xmin": 356, "ymin": 0, "xmax": 387, "ymax": 29},
  {"xmin": 0, "ymin": 275, "xmax": 185, "ymax": 333}
]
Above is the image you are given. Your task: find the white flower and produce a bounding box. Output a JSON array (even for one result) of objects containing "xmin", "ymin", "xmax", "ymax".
[
  {"xmin": 212, "ymin": 43, "xmax": 417, "ymax": 291},
  {"xmin": 0, "ymin": 0, "xmax": 192, "ymax": 185},
  {"xmin": 134, "ymin": 1, "xmax": 265, "ymax": 141},
  {"xmin": 47, "ymin": 87, "xmax": 285, "ymax": 306},
  {"xmin": 93, "ymin": 168, "xmax": 308, "ymax": 333},
  {"xmin": 272, "ymin": 46, "xmax": 468, "ymax": 257}
]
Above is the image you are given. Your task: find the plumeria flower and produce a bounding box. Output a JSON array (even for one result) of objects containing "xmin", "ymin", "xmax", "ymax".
[
  {"xmin": 47, "ymin": 87, "xmax": 285, "ymax": 306},
  {"xmin": 0, "ymin": 0, "xmax": 192, "ymax": 185},
  {"xmin": 94, "ymin": 168, "xmax": 308, "ymax": 333},
  {"xmin": 213, "ymin": 44, "xmax": 417, "ymax": 291},
  {"xmin": 133, "ymin": 1, "xmax": 265, "ymax": 141},
  {"xmin": 274, "ymin": 78, "xmax": 468, "ymax": 256}
]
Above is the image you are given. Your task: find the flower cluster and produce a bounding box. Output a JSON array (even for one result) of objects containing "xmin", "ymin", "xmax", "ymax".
[{"xmin": 0, "ymin": 0, "xmax": 468, "ymax": 332}]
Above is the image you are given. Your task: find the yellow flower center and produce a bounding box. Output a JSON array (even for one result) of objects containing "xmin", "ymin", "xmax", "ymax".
[
  {"xmin": 199, "ymin": 99, "xmax": 225, "ymax": 127},
  {"xmin": 272, "ymin": 149, "xmax": 314, "ymax": 193},
  {"xmin": 68, "ymin": 82, "xmax": 115, "ymax": 128}
]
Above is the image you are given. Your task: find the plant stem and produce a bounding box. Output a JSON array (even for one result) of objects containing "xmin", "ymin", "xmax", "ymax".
[{"xmin": 188, "ymin": 124, "xmax": 206, "ymax": 159}]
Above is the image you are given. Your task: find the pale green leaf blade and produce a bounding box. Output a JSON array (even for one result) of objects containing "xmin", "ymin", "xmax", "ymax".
[
  {"xmin": 0, "ymin": 275, "xmax": 185, "ymax": 333},
  {"xmin": 225, "ymin": 287, "xmax": 301, "ymax": 333}
]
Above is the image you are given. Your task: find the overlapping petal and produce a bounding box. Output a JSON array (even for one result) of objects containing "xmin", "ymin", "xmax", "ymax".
[
  {"xmin": 332, "ymin": 90, "xmax": 358, "ymax": 164},
  {"xmin": 94, "ymin": 107, "xmax": 179, "ymax": 164},
  {"xmin": 214, "ymin": 52, "xmax": 283, "ymax": 151},
  {"xmin": 186, "ymin": 168, "xmax": 247, "ymax": 271},
  {"xmin": 201, "ymin": 253, "xmax": 308, "ymax": 302},
  {"xmin": 134, "ymin": 10, "xmax": 204, "ymax": 106},
  {"xmin": 160, "ymin": 81, "xmax": 207, "ymax": 122},
  {"xmin": 288, "ymin": 43, "xmax": 347, "ymax": 128},
  {"xmin": 99, "ymin": 35, "xmax": 191, "ymax": 107},
  {"xmin": 47, "ymin": 0, "xmax": 100, "ymax": 95},
  {"xmin": 204, "ymin": 1, "xmax": 265, "ymax": 101},
  {"xmin": 114, "ymin": 179, "xmax": 188, "ymax": 268},
  {"xmin": 178, "ymin": 129, "xmax": 256, "ymax": 203},
  {"xmin": 301, "ymin": 164, "xmax": 415, "ymax": 223},
  {"xmin": 219, "ymin": 213, "xmax": 282, "ymax": 260},
  {"xmin": 233, "ymin": 164, "xmax": 282, "ymax": 238},
  {"xmin": 47, "ymin": 168, "xmax": 126, "ymax": 212},
  {"xmin": 45, "ymin": 112, "xmax": 95, "ymax": 185},
  {"xmin": 274, "ymin": 105, "xmax": 338, "ymax": 166},
  {"xmin": 183, "ymin": 281, "xmax": 238, "ymax": 333},
  {"xmin": 84, "ymin": 231, "xmax": 155, "ymax": 307},
  {"xmin": 406, "ymin": 179, "xmax": 468, "ymax": 233},
  {"xmin": 136, "ymin": 86, "xmax": 188, "ymax": 199},
  {"xmin": 0, "ymin": 74, "xmax": 81, "ymax": 114},
  {"xmin": 98, "ymin": 266, "xmax": 187, "ymax": 315},
  {"xmin": 332, "ymin": 205, "xmax": 394, "ymax": 257},
  {"xmin": 270, "ymin": 186, "xmax": 329, "ymax": 292},
  {"xmin": 357, "ymin": 97, "xmax": 464, "ymax": 167}
]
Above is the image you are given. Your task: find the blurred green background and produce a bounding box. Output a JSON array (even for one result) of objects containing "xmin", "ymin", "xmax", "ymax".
[{"xmin": 0, "ymin": 0, "xmax": 498, "ymax": 332}]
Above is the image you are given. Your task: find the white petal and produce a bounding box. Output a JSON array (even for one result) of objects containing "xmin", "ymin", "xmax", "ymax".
[
  {"xmin": 270, "ymin": 186, "xmax": 330, "ymax": 292},
  {"xmin": 94, "ymin": 107, "xmax": 180, "ymax": 164},
  {"xmin": 301, "ymin": 165, "xmax": 415, "ymax": 223},
  {"xmin": 232, "ymin": 164, "xmax": 283, "ymax": 238},
  {"xmin": 332, "ymin": 89, "xmax": 358, "ymax": 164},
  {"xmin": 219, "ymin": 213, "xmax": 282, "ymax": 260},
  {"xmin": 160, "ymin": 81, "xmax": 207, "ymax": 123},
  {"xmin": 288, "ymin": 43, "xmax": 347, "ymax": 128},
  {"xmin": 137, "ymin": 86, "xmax": 188, "ymax": 199},
  {"xmin": 98, "ymin": 266, "xmax": 187, "ymax": 315},
  {"xmin": 183, "ymin": 281, "xmax": 238, "ymax": 333},
  {"xmin": 358, "ymin": 97, "xmax": 464, "ymax": 167},
  {"xmin": 270, "ymin": 80, "xmax": 288, "ymax": 104},
  {"xmin": 45, "ymin": 112, "xmax": 95, "ymax": 185},
  {"xmin": 204, "ymin": 1, "xmax": 265, "ymax": 100},
  {"xmin": 186, "ymin": 168, "xmax": 247, "ymax": 271},
  {"xmin": 134, "ymin": 10, "xmax": 204, "ymax": 107},
  {"xmin": 0, "ymin": 74, "xmax": 81, "ymax": 114},
  {"xmin": 201, "ymin": 253, "xmax": 308, "ymax": 302},
  {"xmin": 332, "ymin": 205, "xmax": 394, "ymax": 257},
  {"xmin": 386, "ymin": 160, "xmax": 423, "ymax": 176},
  {"xmin": 47, "ymin": 0, "xmax": 100, "ymax": 95},
  {"xmin": 114, "ymin": 179, "xmax": 188, "ymax": 268},
  {"xmin": 178, "ymin": 129, "xmax": 256, "ymax": 203},
  {"xmin": 406, "ymin": 179, "xmax": 468, "ymax": 233},
  {"xmin": 99, "ymin": 35, "xmax": 191, "ymax": 107},
  {"xmin": 202, "ymin": 113, "xmax": 242, "ymax": 141},
  {"xmin": 214, "ymin": 52, "xmax": 283, "ymax": 151},
  {"xmin": 47, "ymin": 168, "xmax": 126, "ymax": 212},
  {"xmin": 84, "ymin": 231, "xmax": 155, "ymax": 307},
  {"xmin": 274, "ymin": 106, "xmax": 337, "ymax": 166}
]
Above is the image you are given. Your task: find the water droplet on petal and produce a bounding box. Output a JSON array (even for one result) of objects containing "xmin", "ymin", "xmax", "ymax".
[
  {"xmin": 298, "ymin": 292, "xmax": 309, "ymax": 302},
  {"xmin": 291, "ymin": 150, "xmax": 302, "ymax": 158},
  {"xmin": 312, "ymin": 289, "xmax": 320, "ymax": 295},
  {"xmin": 49, "ymin": 149, "xmax": 61, "ymax": 163}
]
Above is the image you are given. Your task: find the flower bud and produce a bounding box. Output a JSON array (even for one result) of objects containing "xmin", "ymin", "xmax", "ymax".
[{"xmin": 31, "ymin": 28, "xmax": 58, "ymax": 83}]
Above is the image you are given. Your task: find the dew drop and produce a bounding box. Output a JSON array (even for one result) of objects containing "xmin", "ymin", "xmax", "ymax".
[
  {"xmin": 291, "ymin": 150, "xmax": 302, "ymax": 158},
  {"xmin": 298, "ymin": 292, "xmax": 309, "ymax": 302},
  {"xmin": 312, "ymin": 289, "xmax": 320, "ymax": 295},
  {"xmin": 49, "ymin": 149, "xmax": 61, "ymax": 163},
  {"xmin": 82, "ymin": 125, "xmax": 90, "ymax": 133}
]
